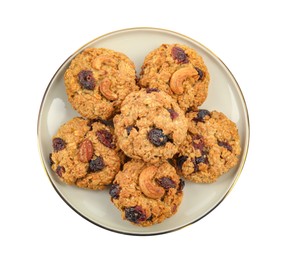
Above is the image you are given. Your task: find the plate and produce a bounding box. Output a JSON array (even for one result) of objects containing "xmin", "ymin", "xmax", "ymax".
[{"xmin": 37, "ymin": 27, "xmax": 249, "ymax": 235}]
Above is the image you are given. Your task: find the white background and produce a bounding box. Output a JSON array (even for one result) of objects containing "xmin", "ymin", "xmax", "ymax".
[{"xmin": 1, "ymin": 0, "xmax": 283, "ymax": 259}]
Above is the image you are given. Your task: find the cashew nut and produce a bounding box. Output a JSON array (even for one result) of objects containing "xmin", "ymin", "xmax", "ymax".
[
  {"xmin": 170, "ymin": 66, "xmax": 199, "ymax": 94},
  {"xmin": 139, "ymin": 166, "xmax": 165, "ymax": 199},
  {"xmin": 99, "ymin": 78, "xmax": 118, "ymax": 101},
  {"xmin": 92, "ymin": 55, "xmax": 117, "ymax": 70}
]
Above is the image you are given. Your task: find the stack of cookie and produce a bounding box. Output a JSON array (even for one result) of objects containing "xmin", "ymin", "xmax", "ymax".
[{"xmin": 50, "ymin": 44, "xmax": 241, "ymax": 227}]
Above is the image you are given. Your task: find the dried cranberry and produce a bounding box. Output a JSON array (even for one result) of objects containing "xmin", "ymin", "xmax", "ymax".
[
  {"xmin": 109, "ymin": 183, "xmax": 120, "ymax": 199},
  {"xmin": 176, "ymin": 155, "xmax": 188, "ymax": 170},
  {"xmin": 193, "ymin": 109, "xmax": 211, "ymax": 123},
  {"xmin": 78, "ymin": 70, "xmax": 95, "ymax": 90},
  {"xmin": 55, "ymin": 166, "xmax": 65, "ymax": 177},
  {"xmin": 89, "ymin": 157, "xmax": 105, "ymax": 172},
  {"xmin": 167, "ymin": 108, "xmax": 179, "ymax": 120},
  {"xmin": 96, "ymin": 129, "xmax": 115, "ymax": 149},
  {"xmin": 192, "ymin": 134, "xmax": 205, "ymax": 151},
  {"xmin": 171, "ymin": 46, "xmax": 189, "ymax": 64},
  {"xmin": 156, "ymin": 177, "xmax": 176, "ymax": 190},
  {"xmin": 52, "ymin": 138, "xmax": 66, "ymax": 152},
  {"xmin": 125, "ymin": 206, "xmax": 147, "ymax": 223},
  {"xmin": 146, "ymin": 88, "xmax": 160, "ymax": 93},
  {"xmin": 148, "ymin": 128, "xmax": 168, "ymax": 147},
  {"xmin": 218, "ymin": 140, "xmax": 233, "ymax": 152},
  {"xmin": 195, "ymin": 67, "xmax": 204, "ymax": 80}
]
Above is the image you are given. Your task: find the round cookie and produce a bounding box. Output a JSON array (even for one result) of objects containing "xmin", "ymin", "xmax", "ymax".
[
  {"xmin": 50, "ymin": 117, "xmax": 120, "ymax": 190},
  {"xmin": 113, "ymin": 89, "xmax": 188, "ymax": 163},
  {"xmin": 64, "ymin": 48, "xmax": 138, "ymax": 119},
  {"xmin": 175, "ymin": 109, "xmax": 241, "ymax": 183},
  {"xmin": 139, "ymin": 44, "xmax": 210, "ymax": 111},
  {"xmin": 109, "ymin": 160, "xmax": 184, "ymax": 227}
]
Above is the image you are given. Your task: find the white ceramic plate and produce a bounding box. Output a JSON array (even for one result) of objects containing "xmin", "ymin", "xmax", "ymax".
[{"xmin": 37, "ymin": 27, "xmax": 249, "ymax": 235}]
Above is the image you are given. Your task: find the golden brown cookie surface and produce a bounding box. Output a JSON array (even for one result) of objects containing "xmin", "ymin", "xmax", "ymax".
[
  {"xmin": 50, "ymin": 117, "xmax": 120, "ymax": 190},
  {"xmin": 109, "ymin": 160, "xmax": 184, "ymax": 227},
  {"xmin": 175, "ymin": 110, "xmax": 241, "ymax": 183},
  {"xmin": 64, "ymin": 48, "xmax": 138, "ymax": 119},
  {"xmin": 139, "ymin": 44, "xmax": 210, "ymax": 111},
  {"xmin": 113, "ymin": 89, "xmax": 188, "ymax": 163}
]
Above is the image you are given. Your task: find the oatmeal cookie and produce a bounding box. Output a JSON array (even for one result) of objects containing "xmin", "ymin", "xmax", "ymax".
[
  {"xmin": 139, "ymin": 44, "xmax": 210, "ymax": 111},
  {"xmin": 109, "ymin": 160, "xmax": 184, "ymax": 227},
  {"xmin": 50, "ymin": 117, "xmax": 120, "ymax": 190},
  {"xmin": 113, "ymin": 89, "xmax": 188, "ymax": 163},
  {"xmin": 64, "ymin": 48, "xmax": 138, "ymax": 119},
  {"xmin": 175, "ymin": 109, "xmax": 241, "ymax": 183}
]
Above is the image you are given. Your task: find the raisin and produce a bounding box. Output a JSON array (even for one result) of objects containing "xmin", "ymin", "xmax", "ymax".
[
  {"xmin": 171, "ymin": 46, "xmax": 189, "ymax": 64},
  {"xmin": 96, "ymin": 129, "xmax": 115, "ymax": 149},
  {"xmin": 148, "ymin": 128, "xmax": 168, "ymax": 147},
  {"xmin": 218, "ymin": 140, "xmax": 233, "ymax": 152},
  {"xmin": 195, "ymin": 154, "xmax": 209, "ymax": 165},
  {"xmin": 176, "ymin": 155, "xmax": 188, "ymax": 170},
  {"xmin": 195, "ymin": 67, "xmax": 204, "ymax": 80},
  {"xmin": 193, "ymin": 109, "xmax": 211, "ymax": 123},
  {"xmin": 78, "ymin": 70, "xmax": 95, "ymax": 90},
  {"xmin": 109, "ymin": 183, "xmax": 120, "ymax": 199},
  {"xmin": 156, "ymin": 177, "xmax": 176, "ymax": 190},
  {"xmin": 146, "ymin": 88, "xmax": 160, "ymax": 93},
  {"xmin": 88, "ymin": 157, "xmax": 105, "ymax": 172},
  {"xmin": 191, "ymin": 152, "xmax": 209, "ymax": 173},
  {"xmin": 55, "ymin": 166, "xmax": 65, "ymax": 177},
  {"xmin": 167, "ymin": 108, "xmax": 179, "ymax": 120},
  {"xmin": 52, "ymin": 138, "xmax": 66, "ymax": 152},
  {"xmin": 125, "ymin": 206, "xmax": 147, "ymax": 223}
]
